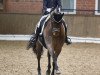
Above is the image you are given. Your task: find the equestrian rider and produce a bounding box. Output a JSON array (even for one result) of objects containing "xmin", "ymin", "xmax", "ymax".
[{"xmin": 27, "ymin": 0, "xmax": 71, "ymax": 50}]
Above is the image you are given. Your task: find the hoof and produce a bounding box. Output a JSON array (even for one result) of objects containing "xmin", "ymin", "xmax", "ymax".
[{"xmin": 55, "ymin": 69, "xmax": 61, "ymax": 74}]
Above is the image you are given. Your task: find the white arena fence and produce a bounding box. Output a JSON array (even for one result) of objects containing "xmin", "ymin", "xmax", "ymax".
[{"xmin": 0, "ymin": 35, "xmax": 100, "ymax": 44}]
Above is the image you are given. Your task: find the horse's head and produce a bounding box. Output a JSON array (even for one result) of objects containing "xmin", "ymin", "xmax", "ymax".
[
  {"xmin": 47, "ymin": 8, "xmax": 65, "ymax": 37},
  {"xmin": 51, "ymin": 7, "xmax": 64, "ymax": 23}
]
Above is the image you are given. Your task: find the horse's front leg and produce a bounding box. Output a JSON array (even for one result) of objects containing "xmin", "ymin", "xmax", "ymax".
[
  {"xmin": 52, "ymin": 58, "xmax": 61, "ymax": 75},
  {"xmin": 54, "ymin": 57, "xmax": 61, "ymax": 74},
  {"xmin": 51, "ymin": 52, "xmax": 61, "ymax": 75}
]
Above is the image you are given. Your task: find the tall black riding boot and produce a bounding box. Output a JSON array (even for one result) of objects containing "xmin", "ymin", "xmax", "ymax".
[
  {"xmin": 64, "ymin": 31, "xmax": 72, "ymax": 45},
  {"xmin": 62, "ymin": 21, "xmax": 72, "ymax": 45},
  {"xmin": 27, "ymin": 28, "xmax": 40, "ymax": 50},
  {"xmin": 65, "ymin": 36, "xmax": 71, "ymax": 45}
]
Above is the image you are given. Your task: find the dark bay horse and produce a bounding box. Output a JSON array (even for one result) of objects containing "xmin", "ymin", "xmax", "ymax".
[{"xmin": 32, "ymin": 8, "xmax": 65, "ymax": 75}]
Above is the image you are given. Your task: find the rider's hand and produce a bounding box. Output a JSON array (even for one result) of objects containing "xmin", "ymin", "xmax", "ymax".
[{"xmin": 47, "ymin": 8, "xmax": 52, "ymax": 12}]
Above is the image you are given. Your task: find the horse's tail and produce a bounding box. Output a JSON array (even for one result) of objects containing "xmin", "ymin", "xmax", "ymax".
[{"xmin": 32, "ymin": 41, "xmax": 44, "ymax": 57}]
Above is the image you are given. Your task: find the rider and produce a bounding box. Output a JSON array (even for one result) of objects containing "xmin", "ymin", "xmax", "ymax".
[{"xmin": 27, "ymin": 0, "xmax": 71, "ymax": 50}]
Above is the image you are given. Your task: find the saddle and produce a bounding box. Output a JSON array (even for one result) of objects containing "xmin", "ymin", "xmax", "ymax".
[
  {"xmin": 38, "ymin": 15, "xmax": 50, "ymax": 49},
  {"xmin": 39, "ymin": 18, "xmax": 47, "ymax": 32}
]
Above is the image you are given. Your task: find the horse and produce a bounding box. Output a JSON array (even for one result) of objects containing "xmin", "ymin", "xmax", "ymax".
[{"xmin": 32, "ymin": 8, "xmax": 65, "ymax": 75}]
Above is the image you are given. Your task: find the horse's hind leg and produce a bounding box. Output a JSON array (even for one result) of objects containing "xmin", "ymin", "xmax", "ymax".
[
  {"xmin": 46, "ymin": 51, "xmax": 51, "ymax": 75},
  {"xmin": 37, "ymin": 54, "xmax": 41, "ymax": 75},
  {"xmin": 36, "ymin": 42, "xmax": 43, "ymax": 75}
]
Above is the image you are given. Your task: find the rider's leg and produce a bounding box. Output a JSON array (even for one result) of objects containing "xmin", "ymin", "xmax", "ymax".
[
  {"xmin": 63, "ymin": 21, "xmax": 71, "ymax": 45},
  {"xmin": 27, "ymin": 27, "xmax": 40, "ymax": 50},
  {"xmin": 27, "ymin": 15, "xmax": 48, "ymax": 50}
]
